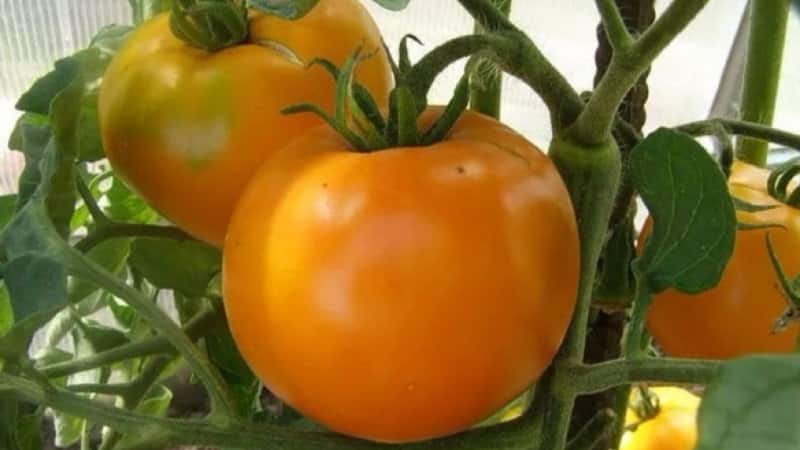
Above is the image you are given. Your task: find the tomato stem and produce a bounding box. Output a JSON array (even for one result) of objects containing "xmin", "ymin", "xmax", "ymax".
[
  {"xmin": 569, "ymin": 0, "xmax": 710, "ymax": 145},
  {"xmin": 623, "ymin": 273, "xmax": 652, "ymax": 358},
  {"xmin": 565, "ymin": 408, "xmax": 617, "ymax": 450},
  {"xmin": 678, "ymin": 118, "xmax": 800, "ymax": 152},
  {"xmin": 469, "ymin": 0, "xmax": 512, "ymax": 119},
  {"xmin": 736, "ymin": 0, "xmax": 791, "ymax": 167},
  {"xmin": 169, "ymin": 0, "xmax": 248, "ymax": 52},
  {"xmin": 54, "ymin": 240, "xmax": 240, "ymax": 424},
  {"xmin": 39, "ymin": 306, "xmax": 220, "ymax": 379},
  {"xmin": 74, "ymin": 223, "xmax": 194, "ymax": 253},
  {"xmin": 567, "ymin": 358, "xmax": 720, "ymax": 394}
]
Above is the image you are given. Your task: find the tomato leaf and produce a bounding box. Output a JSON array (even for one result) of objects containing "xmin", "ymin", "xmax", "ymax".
[
  {"xmin": 0, "ymin": 195, "xmax": 18, "ymax": 230},
  {"xmin": 128, "ymin": 238, "xmax": 221, "ymax": 297},
  {"xmin": 371, "ymin": 0, "xmax": 411, "ymax": 10},
  {"xmin": 249, "ymin": 0, "xmax": 319, "ymax": 19},
  {"xmin": 695, "ymin": 355, "xmax": 800, "ymax": 450},
  {"xmin": 0, "ymin": 283, "xmax": 12, "ymax": 338},
  {"xmin": 104, "ymin": 175, "xmax": 159, "ymax": 224},
  {"xmin": 632, "ymin": 128, "xmax": 736, "ymax": 294},
  {"xmin": 68, "ymin": 239, "xmax": 132, "ymax": 305},
  {"xmin": 0, "ymin": 403, "xmax": 44, "ymax": 450}
]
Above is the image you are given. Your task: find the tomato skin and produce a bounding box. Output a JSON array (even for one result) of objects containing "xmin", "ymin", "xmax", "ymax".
[
  {"xmin": 222, "ymin": 110, "xmax": 580, "ymax": 442},
  {"xmin": 644, "ymin": 161, "xmax": 800, "ymax": 359},
  {"xmin": 620, "ymin": 387, "xmax": 699, "ymax": 450},
  {"xmin": 98, "ymin": 0, "xmax": 391, "ymax": 246}
]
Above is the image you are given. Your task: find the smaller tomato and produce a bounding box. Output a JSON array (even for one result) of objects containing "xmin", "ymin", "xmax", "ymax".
[
  {"xmin": 620, "ymin": 387, "xmax": 700, "ymax": 450},
  {"xmin": 642, "ymin": 161, "xmax": 800, "ymax": 359}
]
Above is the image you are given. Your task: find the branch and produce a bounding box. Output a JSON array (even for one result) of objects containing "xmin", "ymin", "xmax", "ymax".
[
  {"xmin": 595, "ymin": 0, "xmax": 633, "ymax": 51},
  {"xmin": 0, "ymin": 371, "xmax": 544, "ymax": 450},
  {"xmin": 457, "ymin": 0, "xmax": 517, "ymax": 31},
  {"xmin": 571, "ymin": 0, "xmax": 710, "ymax": 144},
  {"xmin": 408, "ymin": 32, "xmax": 584, "ymax": 132},
  {"xmin": 39, "ymin": 306, "xmax": 220, "ymax": 379},
  {"xmin": 677, "ymin": 118, "xmax": 800, "ymax": 151},
  {"xmin": 75, "ymin": 223, "xmax": 194, "ymax": 253},
  {"xmin": 568, "ymin": 358, "xmax": 721, "ymax": 394},
  {"xmin": 58, "ymin": 245, "xmax": 238, "ymax": 421}
]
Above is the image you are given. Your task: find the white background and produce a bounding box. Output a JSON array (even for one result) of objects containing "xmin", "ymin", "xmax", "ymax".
[{"xmin": 1, "ymin": 1, "xmax": 798, "ymax": 194}]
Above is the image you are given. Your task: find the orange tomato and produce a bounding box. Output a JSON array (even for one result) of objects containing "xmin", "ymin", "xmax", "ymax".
[
  {"xmin": 620, "ymin": 387, "xmax": 699, "ymax": 450},
  {"xmin": 644, "ymin": 161, "xmax": 800, "ymax": 358},
  {"xmin": 99, "ymin": 0, "xmax": 392, "ymax": 246},
  {"xmin": 222, "ymin": 109, "xmax": 580, "ymax": 442}
]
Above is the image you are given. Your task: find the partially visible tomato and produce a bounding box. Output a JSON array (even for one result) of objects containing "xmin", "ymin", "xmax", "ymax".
[
  {"xmin": 643, "ymin": 161, "xmax": 800, "ymax": 359},
  {"xmin": 222, "ymin": 109, "xmax": 580, "ymax": 442},
  {"xmin": 99, "ymin": 0, "xmax": 392, "ymax": 246},
  {"xmin": 620, "ymin": 387, "xmax": 699, "ymax": 450}
]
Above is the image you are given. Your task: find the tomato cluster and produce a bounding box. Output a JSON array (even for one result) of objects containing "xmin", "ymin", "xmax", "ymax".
[{"xmin": 99, "ymin": 3, "xmax": 580, "ymax": 442}]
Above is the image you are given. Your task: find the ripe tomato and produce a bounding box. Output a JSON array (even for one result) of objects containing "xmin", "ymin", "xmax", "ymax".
[
  {"xmin": 99, "ymin": 0, "xmax": 391, "ymax": 246},
  {"xmin": 620, "ymin": 387, "xmax": 699, "ymax": 450},
  {"xmin": 644, "ymin": 161, "xmax": 800, "ymax": 359},
  {"xmin": 222, "ymin": 109, "xmax": 580, "ymax": 442}
]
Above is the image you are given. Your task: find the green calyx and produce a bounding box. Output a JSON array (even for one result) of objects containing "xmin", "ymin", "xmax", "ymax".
[
  {"xmin": 170, "ymin": 0, "xmax": 248, "ymax": 52},
  {"xmin": 283, "ymin": 38, "xmax": 472, "ymax": 152},
  {"xmin": 767, "ymin": 157, "xmax": 800, "ymax": 208}
]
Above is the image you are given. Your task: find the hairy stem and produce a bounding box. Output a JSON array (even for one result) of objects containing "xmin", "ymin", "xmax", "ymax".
[
  {"xmin": 0, "ymin": 370, "xmax": 544, "ymax": 450},
  {"xmin": 40, "ymin": 306, "xmax": 219, "ymax": 379},
  {"xmin": 679, "ymin": 118, "xmax": 800, "ymax": 151},
  {"xmin": 595, "ymin": 0, "xmax": 633, "ymax": 50},
  {"xmin": 469, "ymin": 0, "xmax": 512, "ymax": 118},
  {"xmin": 56, "ymin": 244, "xmax": 238, "ymax": 422},
  {"xmin": 571, "ymin": 0, "xmax": 710, "ymax": 144},
  {"xmin": 75, "ymin": 223, "xmax": 193, "ymax": 253},
  {"xmin": 568, "ymin": 358, "xmax": 721, "ymax": 394}
]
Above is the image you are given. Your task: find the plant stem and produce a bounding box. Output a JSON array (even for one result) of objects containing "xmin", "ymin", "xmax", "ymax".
[
  {"xmin": 453, "ymin": 0, "xmax": 586, "ymax": 131},
  {"xmin": 595, "ymin": 0, "xmax": 633, "ymax": 50},
  {"xmin": 571, "ymin": 0, "xmax": 710, "ymax": 144},
  {"xmin": 736, "ymin": 0, "xmax": 791, "ymax": 167},
  {"xmin": 533, "ymin": 137, "xmax": 622, "ymax": 450},
  {"xmin": 99, "ymin": 355, "xmax": 175, "ymax": 450},
  {"xmin": 623, "ymin": 274, "xmax": 651, "ymax": 357},
  {"xmin": 40, "ymin": 306, "xmax": 219, "ymax": 379},
  {"xmin": 75, "ymin": 223, "xmax": 193, "ymax": 253},
  {"xmin": 679, "ymin": 118, "xmax": 800, "ymax": 151},
  {"xmin": 56, "ymin": 244, "xmax": 238, "ymax": 423},
  {"xmin": 565, "ymin": 409, "xmax": 616, "ymax": 450},
  {"xmin": 470, "ymin": 0, "xmax": 512, "ymax": 119},
  {"xmin": 568, "ymin": 358, "xmax": 721, "ymax": 394},
  {"xmin": 0, "ymin": 370, "xmax": 545, "ymax": 450}
]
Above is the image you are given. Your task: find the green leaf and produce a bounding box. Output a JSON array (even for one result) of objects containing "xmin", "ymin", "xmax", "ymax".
[
  {"xmin": 3, "ymin": 255, "xmax": 67, "ymax": 324},
  {"xmin": 15, "ymin": 58, "xmax": 82, "ymax": 115},
  {"xmin": 632, "ymin": 128, "xmax": 736, "ymax": 294},
  {"xmin": 68, "ymin": 239, "xmax": 132, "ymax": 305},
  {"xmin": 249, "ymin": 0, "xmax": 319, "ymax": 19},
  {"xmin": 0, "ymin": 195, "xmax": 18, "ymax": 230},
  {"xmin": 116, "ymin": 385, "xmax": 173, "ymax": 450},
  {"xmin": 695, "ymin": 355, "xmax": 800, "ymax": 450},
  {"xmin": 128, "ymin": 238, "xmax": 221, "ymax": 296},
  {"xmin": 105, "ymin": 175, "xmax": 159, "ymax": 224},
  {"xmin": 206, "ymin": 323, "xmax": 259, "ymax": 416},
  {"xmin": 12, "ymin": 119, "xmax": 53, "ymax": 210},
  {"xmin": 372, "ymin": 0, "xmax": 411, "ymax": 10},
  {"xmin": 0, "ymin": 403, "xmax": 44, "ymax": 450},
  {"xmin": 0, "ymin": 283, "xmax": 11, "ymax": 337},
  {"xmin": 51, "ymin": 407, "xmax": 84, "ymax": 448}
]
